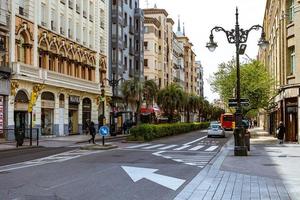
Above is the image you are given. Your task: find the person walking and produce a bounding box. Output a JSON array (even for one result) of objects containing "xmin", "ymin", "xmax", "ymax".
[
  {"xmin": 276, "ymin": 121, "xmax": 285, "ymax": 144},
  {"xmin": 88, "ymin": 121, "xmax": 96, "ymax": 144}
]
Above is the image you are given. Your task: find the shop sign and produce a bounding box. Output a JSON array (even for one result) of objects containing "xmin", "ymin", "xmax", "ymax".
[
  {"xmin": 69, "ymin": 95, "xmax": 80, "ymax": 104},
  {"xmin": 0, "ymin": 96, "xmax": 3, "ymax": 134}
]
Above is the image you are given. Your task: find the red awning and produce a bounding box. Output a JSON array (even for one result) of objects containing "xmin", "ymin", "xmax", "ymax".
[{"xmin": 141, "ymin": 106, "xmax": 160, "ymax": 113}]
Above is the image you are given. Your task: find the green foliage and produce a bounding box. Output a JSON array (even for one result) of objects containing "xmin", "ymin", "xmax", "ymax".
[
  {"xmin": 143, "ymin": 80, "xmax": 158, "ymax": 107},
  {"xmin": 127, "ymin": 122, "xmax": 210, "ymax": 141},
  {"xmin": 210, "ymin": 59, "xmax": 274, "ymax": 115}
]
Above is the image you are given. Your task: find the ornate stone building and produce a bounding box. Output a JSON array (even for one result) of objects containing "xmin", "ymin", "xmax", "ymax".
[
  {"xmin": 259, "ymin": 0, "xmax": 299, "ymax": 142},
  {"xmin": 8, "ymin": 0, "xmax": 109, "ymax": 137}
]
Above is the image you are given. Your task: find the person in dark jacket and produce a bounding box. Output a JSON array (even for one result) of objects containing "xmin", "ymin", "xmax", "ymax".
[
  {"xmin": 88, "ymin": 121, "xmax": 96, "ymax": 144},
  {"xmin": 277, "ymin": 121, "xmax": 285, "ymax": 144}
]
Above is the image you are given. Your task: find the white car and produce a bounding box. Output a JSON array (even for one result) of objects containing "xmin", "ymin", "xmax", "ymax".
[{"xmin": 207, "ymin": 123, "xmax": 226, "ymax": 138}]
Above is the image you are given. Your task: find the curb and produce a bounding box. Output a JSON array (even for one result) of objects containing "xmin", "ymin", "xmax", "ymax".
[
  {"xmin": 0, "ymin": 146, "xmax": 42, "ymax": 153},
  {"xmin": 80, "ymin": 144, "xmax": 118, "ymax": 150}
]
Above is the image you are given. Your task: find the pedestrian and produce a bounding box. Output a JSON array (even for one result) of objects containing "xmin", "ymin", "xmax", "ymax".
[
  {"xmin": 123, "ymin": 120, "xmax": 128, "ymax": 134},
  {"xmin": 88, "ymin": 121, "xmax": 96, "ymax": 144},
  {"xmin": 254, "ymin": 119, "xmax": 257, "ymax": 127},
  {"xmin": 84, "ymin": 119, "xmax": 90, "ymax": 135},
  {"xmin": 276, "ymin": 121, "xmax": 285, "ymax": 144}
]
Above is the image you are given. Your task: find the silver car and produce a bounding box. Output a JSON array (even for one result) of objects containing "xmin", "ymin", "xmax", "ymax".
[{"xmin": 207, "ymin": 123, "xmax": 226, "ymax": 138}]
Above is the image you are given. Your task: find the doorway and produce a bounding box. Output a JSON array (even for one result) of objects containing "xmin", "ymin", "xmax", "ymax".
[{"xmin": 69, "ymin": 108, "xmax": 78, "ymax": 135}]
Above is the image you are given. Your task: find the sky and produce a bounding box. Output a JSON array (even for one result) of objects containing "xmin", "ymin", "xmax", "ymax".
[{"xmin": 140, "ymin": 0, "xmax": 267, "ymax": 102}]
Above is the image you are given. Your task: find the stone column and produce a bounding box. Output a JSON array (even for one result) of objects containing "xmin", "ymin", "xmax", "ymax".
[
  {"xmin": 54, "ymin": 93, "xmax": 60, "ymax": 136},
  {"xmin": 45, "ymin": 53, "xmax": 49, "ymax": 70},
  {"xmin": 91, "ymin": 69, "xmax": 95, "ymax": 82},
  {"xmin": 63, "ymin": 60, "xmax": 68, "ymax": 75},
  {"xmin": 54, "ymin": 57, "xmax": 59, "ymax": 72},
  {"xmin": 64, "ymin": 94, "xmax": 69, "ymax": 135},
  {"xmin": 78, "ymin": 65, "xmax": 82, "ymax": 78},
  {"xmin": 85, "ymin": 67, "xmax": 89, "ymax": 80},
  {"xmin": 71, "ymin": 62, "xmax": 75, "ymax": 76},
  {"xmin": 78, "ymin": 97, "xmax": 83, "ymax": 134},
  {"xmin": 91, "ymin": 98, "xmax": 98, "ymax": 128},
  {"xmin": 298, "ymin": 96, "xmax": 300, "ymax": 144}
]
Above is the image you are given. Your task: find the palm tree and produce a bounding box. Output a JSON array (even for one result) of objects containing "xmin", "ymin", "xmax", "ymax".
[
  {"xmin": 121, "ymin": 78, "xmax": 143, "ymax": 125},
  {"xmin": 195, "ymin": 96, "xmax": 204, "ymax": 122},
  {"xmin": 157, "ymin": 84, "xmax": 185, "ymax": 122},
  {"xmin": 143, "ymin": 79, "xmax": 158, "ymax": 108},
  {"xmin": 183, "ymin": 94, "xmax": 199, "ymax": 123}
]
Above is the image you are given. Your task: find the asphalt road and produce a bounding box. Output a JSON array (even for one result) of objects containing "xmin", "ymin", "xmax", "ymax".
[{"xmin": 0, "ymin": 130, "xmax": 231, "ymax": 200}]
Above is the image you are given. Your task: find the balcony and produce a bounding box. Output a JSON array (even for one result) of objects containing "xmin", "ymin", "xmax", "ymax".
[
  {"xmin": 129, "ymin": 46, "xmax": 134, "ymax": 55},
  {"xmin": 60, "ymin": 0, "xmax": 65, "ymax": 4},
  {"xmin": 68, "ymin": 0, "xmax": 73, "ymax": 9},
  {"xmin": 83, "ymin": 11, "xmax": 87, "ymax": 18},
  {"xmin": 100, "ymin": 21, "xmax": 105, "ymax": 29},
  {"xmin": 41, "ymin": 21, "xmax": 47, "ymax": 27},
  {"xmin": 129, "ymin": 26, "xmax": 134, "ymax": 34},
  {"xmin": 60, "ymin": 27, "xmax": 65, "ymax": 35},
  {"xmin": 76, "ymin": 4, "xmax": 80, "ymax": 14},
  {"xmin": 89, "ymin": 15, "xmax": 93, "ymax": 22},
  {"xmin": 12, "ymin": 62, "xmax": 99, "ymax": 93},
  {"xmin": 19, "ymin": 7, "xmax": 29, "ymax": 18}
]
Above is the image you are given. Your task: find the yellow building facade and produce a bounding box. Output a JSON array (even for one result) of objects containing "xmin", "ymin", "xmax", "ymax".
[{"xmin": 259, "ymin": 0, "xmax": 299, "ymax": 143}]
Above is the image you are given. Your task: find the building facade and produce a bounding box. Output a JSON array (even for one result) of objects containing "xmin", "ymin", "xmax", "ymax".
[
  {"xmin": 109, "ymin": 0, "xmax": 144, "ymax": 124},
  {"xmin": 7, "ymin": 0, "xmax": 109, "ymax": 137},
  {"xmin": 259, "ymin": 0, "xmax": 299, "ymax": 142},
  {"xmin": 0, "ymin": 0, "xmax": 11, "ymax": 137},
  {"xmin": 172, "ymin": 33, "xmax": 184, "ymax": 89},
  {"xmin": 195, "ymin": 61, "xmax": 204, "ymax": 98},
  {"xmin": 143, "ymin": 8, "xmax": 174, "ymax": 89}
]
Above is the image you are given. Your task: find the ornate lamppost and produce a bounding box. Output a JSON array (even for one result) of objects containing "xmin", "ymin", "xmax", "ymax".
[
  {"xmin": 206, "ymin": 8, "xmax": 269, "ymax": 156},
  {"xmin": 103, "ymin": 72, "xmax": 123, "ymax": 136}
]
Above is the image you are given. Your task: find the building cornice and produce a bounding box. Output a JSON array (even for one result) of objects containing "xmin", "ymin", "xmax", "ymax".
[
  {"xmin": 144, "ymin": 17, "xmax": 161, "ymax": 28},
  {"xmin": 167, "ymin": 18, "xmax": 174, "ymax": 25},
  {"xmin": 143, "ymin": 8, "xmax": 168, "ymax": 17}
]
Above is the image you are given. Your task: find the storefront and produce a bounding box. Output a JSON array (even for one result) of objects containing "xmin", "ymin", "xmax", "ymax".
[
  {"xmin": 41, "ymin": 92, "xmax": 55, "ymax": 135},
  {"xmin": 0, "ymin": 78, "xmax": 10, "ymax": 138},
  {"xmin": 285, "ymin": 98, "xmax": 298, "ymax": 142},
  {"xmin": 69, "ymin": 95, "xmax": 80, "ymax": 135},
  {"xmin": 82, "ymin": 98, "xmax": 91, "ymax": 134},
  {"xmin": 59, "ymin": 94, "xmax": 65, "ymax": 136}
]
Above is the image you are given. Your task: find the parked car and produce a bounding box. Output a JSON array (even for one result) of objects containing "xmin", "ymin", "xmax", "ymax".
[{"xmin": 207, "ymin": 123, "xmax": 226, "ymax": 138}]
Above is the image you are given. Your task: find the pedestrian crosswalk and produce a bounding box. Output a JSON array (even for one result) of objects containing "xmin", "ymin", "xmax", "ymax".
[
  {"xmin": 0, "ymin": 149, "xmax": 101, "ymax": 173},
  {"xmin": 125, "ymin": 143, "xmax": 220, "ymax": 152},
  {"xmin": 152, "ymin": 151, "xmax": 216, "ymax": 168}
]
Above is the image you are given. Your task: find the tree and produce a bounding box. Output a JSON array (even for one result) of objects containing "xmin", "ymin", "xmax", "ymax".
[
  {"xmin": 121, "ymin": 78, "xmax": 143, "ymax": 125},
  {"xmin": 143, "ymin": 79, "xmax": 158, "ymax": 108},
  {"xmin": 210, "ymin": 59, "xmax": 274, "ymax": 115},
  {"xmin": 157, "ymin": 84, "xmax": 185, "ymax": 122}
]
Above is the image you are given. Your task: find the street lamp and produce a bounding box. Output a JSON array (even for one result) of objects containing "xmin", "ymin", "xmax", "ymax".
[
  {"xmin": 206, "ymin": 8, "xmax": 269, "ymax": 156},
  {"xmin": 103, "ymin": 72, "xmax": 124, "ymax": 136}
]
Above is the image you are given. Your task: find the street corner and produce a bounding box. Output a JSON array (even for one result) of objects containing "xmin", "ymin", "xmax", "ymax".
[{"xmin": 80, "ymin": 143, "xmax": 118, "ymax": 151}]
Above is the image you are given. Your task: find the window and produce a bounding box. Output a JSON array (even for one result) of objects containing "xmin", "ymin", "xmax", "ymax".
[
  {"xmin": 144, "ymin": 42, "xmax": 148, "ymax": 50},
  {"xmin": 41, "ymin": 3, "xmax": 47, "ymax": 25},
  {"xmin": 144, "ymin": 26, "xmax": 148, "ymax": 33},
  {"xmin": 288, "ymin": 0, "xmax": 295, "ymax": 23},
  {"xmin": 124, "ymin": 56, "xmax": 128, "ymax": 70},
  {"xmin": 288, "ymin": 46, "xmax": 295, "ymax": 75},
  {"xmin": 144, "ymin": 59, "xmax": 148, "ymax": 67},
  {"xmin": 17, "ymin": 35, "xmax": 26, "ymax": 63},
  {"xmin": 129, "ymin": 0, "xmax": 132, "ymax": 8}
]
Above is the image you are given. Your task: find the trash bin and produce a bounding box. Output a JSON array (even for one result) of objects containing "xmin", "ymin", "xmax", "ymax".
[
  {"xmin": 245, "ymin": 130, "xmax": 250, "ymax": 151},
  {"xmin": 15, "ymin": 130, "xmax": 24, "ymax": 147}
]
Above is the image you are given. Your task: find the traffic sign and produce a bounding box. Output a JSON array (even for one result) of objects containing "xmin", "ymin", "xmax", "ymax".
[
  {"xmin": 99, "ymin": 126, "xmax": 110, "ymax": 137},
  {"xmin": 228, "ymin": 98, "xmax": 250, "ymax": 107}
]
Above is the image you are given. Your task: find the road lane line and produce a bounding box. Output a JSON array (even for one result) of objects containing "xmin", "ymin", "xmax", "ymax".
[
  {"xmin": 126, "ymin": 143, "xmax": 151, "ymax": 149},
  {"xmin": 158, "ymin": 145, "xmax": 177, "ymax": 150},
  {"xmin": 174, "ymin": 145, "xmax": 191, "ymax": 151},
  {"xmin": 184, "ymin": 136, "xmax": 207, "ymax": 145},
  {"xmin": 205, "ymin": 146, "xmax": 219, "ymax": 152},
  {"xmin": 188, "ymin": 145, "xmax": 205, "ymax": 151},
  {"xmin": 142, "ymin": 144, "xmax": 165, "ymax": 149}
]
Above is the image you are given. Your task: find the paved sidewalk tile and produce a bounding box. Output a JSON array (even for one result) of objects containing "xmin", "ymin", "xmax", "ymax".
[{"xmin": 174, "ymin": 136, "xmax": 293, "ymax": 200}]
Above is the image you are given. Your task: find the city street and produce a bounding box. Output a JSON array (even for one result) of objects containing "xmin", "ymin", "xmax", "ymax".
[{"xmin": 0, "ymin": 130, "xmax": 231, "ymax": 200}]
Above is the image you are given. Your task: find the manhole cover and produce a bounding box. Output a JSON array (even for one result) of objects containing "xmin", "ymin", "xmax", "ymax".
[{"xmin": 263, "ymin": 163, "xmax": 279, "ymax": 166}]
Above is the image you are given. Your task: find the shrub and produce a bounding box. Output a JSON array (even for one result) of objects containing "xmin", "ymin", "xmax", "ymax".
[{"xmin": 127, "ymin": 122, "xmax": 210, "ymax": 141}]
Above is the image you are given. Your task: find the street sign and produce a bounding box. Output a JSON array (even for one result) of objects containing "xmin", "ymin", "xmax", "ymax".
[
  {"xmin": 99, "ymin": 126, "xmax": 109, "ymax": 137},
  {"xmin": 228, "ymin": 98, "xmax": 250, "ymax": 107},
  {"xmin": 122, "ymin": 166, "xmax": 186, "ymax": 191}
]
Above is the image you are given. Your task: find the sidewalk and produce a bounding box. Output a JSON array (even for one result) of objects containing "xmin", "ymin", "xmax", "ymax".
[
  {"xmin": 175, "ymin": 127, "xmax": 300, "ymax": 200},
  {"xmin": 0, "ymin": 134, "xmax": 127, "ymax": 151}
]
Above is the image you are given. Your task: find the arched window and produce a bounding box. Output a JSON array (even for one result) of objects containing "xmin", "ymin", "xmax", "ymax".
[
  {"xmin": 41, "ymin": 92, "xmax": 55, "ymax": 101},
  {"xmin": 15, "ymin": 90, "xmax": 29, "ymax": 103},
  {"xmin": 17, "ymin": 35, "xmax": 26, "ymax": 63}
]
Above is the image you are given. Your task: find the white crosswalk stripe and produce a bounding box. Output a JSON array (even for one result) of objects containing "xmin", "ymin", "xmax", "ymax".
[
  {"xmin": 158, "ymin": 144, "xmax": 178, "ymax": 150},
  {"xmin": 205, "ymin": 145, "xmax": 219, "ymax": 152},
  {"xmin": 126, "ymin": 143, "xmax": 151, "ymax": 149},
  {"xmin": 125, "ymin": 143, "xmax": 220, "ymax": 152},
  {"xmin": 142, "ymin": 144, "xmax": 165, "ymax": 149},
  {"xmin": 189, "ymin": 145, "xmax": 204, "ymax": 151},
  {"xmin": 174, "ymin": 145, "xmax": 191, "ymax": 151}
]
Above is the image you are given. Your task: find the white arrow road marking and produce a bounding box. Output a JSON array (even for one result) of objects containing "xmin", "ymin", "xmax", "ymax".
[
  {"xmin": 184, "ymin": 136, "xmax": 207, "ymax": 146},
  {"xmin": 142, "ymin": 144, "xmax": 165, "ymax": 149},
  {"xmin": 122, "ymin": 166, "xmax": 186, "ymax": 191},
  {"xmin": 126, "ymin": 143, "xmax": 151, "ymax": 149},
  {"xmin": 189, "ymin": 145, "xmax": 204, "ymax": 151},
  {"xmin": 158, "ymin": 144, "xmax": 178, "ymax": 150}
]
